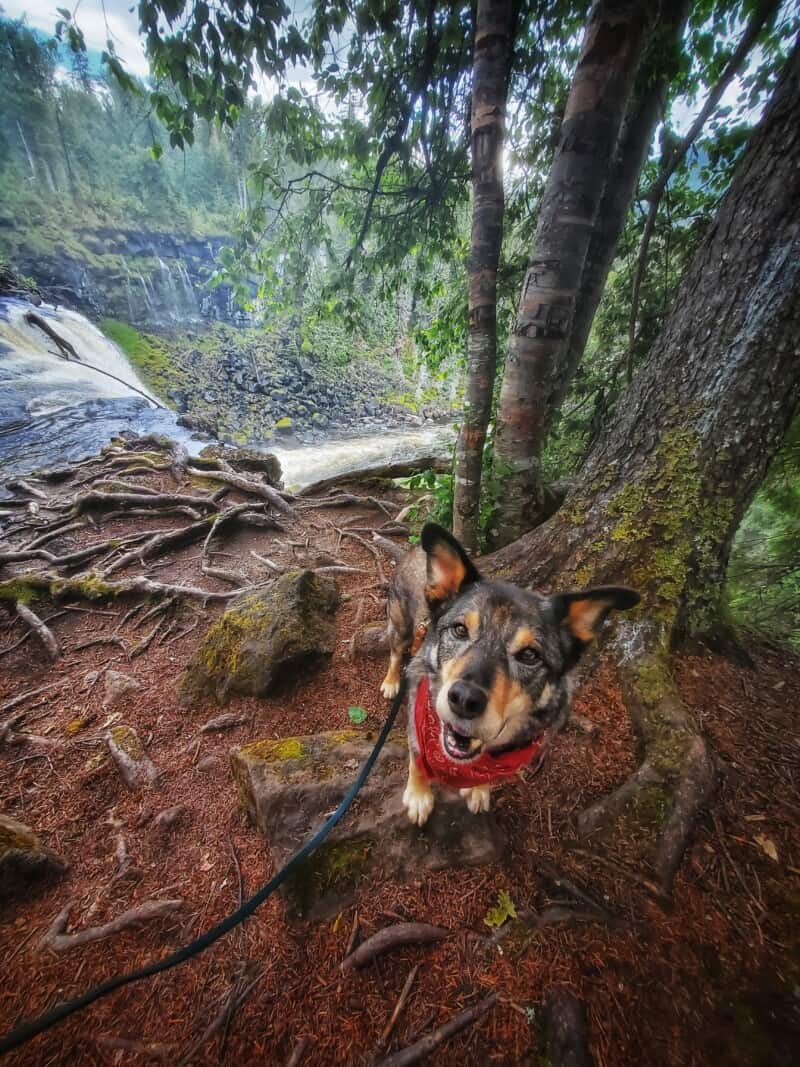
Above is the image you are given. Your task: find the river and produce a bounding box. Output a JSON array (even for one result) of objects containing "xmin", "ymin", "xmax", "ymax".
[{"xmin": 0, "ymin": 297, "xmax": 452, "ymax": 495}]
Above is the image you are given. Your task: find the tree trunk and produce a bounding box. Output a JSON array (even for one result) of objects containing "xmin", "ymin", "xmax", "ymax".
[
  {"xmin": 491, "ymin": 0, "xmax": 654, "ymax": 545},
  {"xmin": 555, "ymin": 0, "xmax": 690, "ymax": 412},
  {"xmin": 452, "ymin": 0, "xmax": 515, "ymax": 551},
  {"xmin": 486, "ymin": 39, "xmax": 800, "ymax": 894}
]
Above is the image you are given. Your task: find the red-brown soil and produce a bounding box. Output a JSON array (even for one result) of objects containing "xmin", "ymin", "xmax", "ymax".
[{"xmin": 1, "ymin": 459, "xmax": 798, "ymax": 1066}]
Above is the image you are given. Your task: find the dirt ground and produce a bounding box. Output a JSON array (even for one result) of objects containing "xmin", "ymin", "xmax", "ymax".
[{"xmin": 1, "ymin": 451, "xmax": 798, "ymax": 1066}]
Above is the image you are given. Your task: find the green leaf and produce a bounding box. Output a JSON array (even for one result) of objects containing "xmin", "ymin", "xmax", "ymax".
[
  {"xmin": 483, "ymin": 890, "xmax": 517, "ymax": 929},
  {"xmin": 348, "ymin": 705, "xmax": 368, "ymax": 725}
]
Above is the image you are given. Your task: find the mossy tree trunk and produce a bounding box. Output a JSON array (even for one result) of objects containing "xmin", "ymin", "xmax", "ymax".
[
  {"xmin": 486, "ymin": 39, "xmax": 800, "ymax": 894},
  {"xmin": 452, "ymin": 0, "xmax": 516, "ymax": 552},
  {"xmin": 491, "ymin": 0, "xmax": 654, "ymax": 545}
]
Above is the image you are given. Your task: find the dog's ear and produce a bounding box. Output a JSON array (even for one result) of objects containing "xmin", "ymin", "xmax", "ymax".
[
  {"xmin": 421, "ymin": 523, "xmax": 480, "ymax": 613},
  {"xmin": 550, "ymin": 586, "xmax": 640, "ymax": 647}
]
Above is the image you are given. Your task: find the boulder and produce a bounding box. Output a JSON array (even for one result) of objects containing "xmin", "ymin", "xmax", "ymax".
[
  {"xmin": 198, "ymin": 444, "xmax": 282, "ymax": 485},
  {"xmin": 0, "ymin": 813, "xmax": 68, "ymax": 902},
  {"xmin": 230, "ymin": 730, "xmax": 504, "ymax": 920},
  {"xmin": 180, "ymin": 570, "xmax": 339, "ymax": 704}
]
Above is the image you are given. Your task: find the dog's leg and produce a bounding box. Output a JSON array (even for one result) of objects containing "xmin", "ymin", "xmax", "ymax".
[
  {"xmin": 459, "ymin": 785, "xmax": 491, "ymax": 814},
  {"xmin": 403, "ymin": 755, "xmax": 435, "ymax": 826},
  {"xmin": 380, "ymin": 646, "xmax": 404, "ymax": 699}
]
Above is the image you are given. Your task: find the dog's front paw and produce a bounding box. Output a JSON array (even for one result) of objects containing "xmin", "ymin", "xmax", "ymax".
[
  {"xmin": 403, "ymin": 779, "xmax": 435, "ymax": 826},
  {"xmin": 459, "ymin": 785, "xmax": 491, "ymax": 814},
  {"xmin": 380, "ymin": 675, "xmax": 400, "ymax": 699}
]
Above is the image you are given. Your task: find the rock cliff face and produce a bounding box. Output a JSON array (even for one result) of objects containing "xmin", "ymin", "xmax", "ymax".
[{"xmin": 10, "ymin": 227, "xmax": 242, "ymax": 325}]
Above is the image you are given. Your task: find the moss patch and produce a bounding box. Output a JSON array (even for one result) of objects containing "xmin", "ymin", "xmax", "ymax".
[
  {"xmin": 284, "ymin": 837, "xmax": 374, "ymax": 919},
  {"xmin": 100, "ymin": 318, "xmax": 187, "ymax": 400}
]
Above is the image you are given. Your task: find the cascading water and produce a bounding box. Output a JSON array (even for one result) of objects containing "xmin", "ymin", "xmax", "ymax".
[{"xmin": 0, "ymin": 297, "xmax": 453, "ymax": 494}]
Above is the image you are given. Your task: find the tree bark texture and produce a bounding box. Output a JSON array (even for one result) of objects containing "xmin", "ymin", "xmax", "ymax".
[
  {"xmin": 486, "ymin": 41, "xmax": 800, "ymax": 892},
  {"xmin": 491, "ymin": 0, "xmax": 654, "ymax": 545},
  {"xmin": 452, "ymin": 0, "xmax": 516, "ymax": 551},
  {"xmin": 558, "ymin": 0, "xmax": 690, "ymax": 409}
]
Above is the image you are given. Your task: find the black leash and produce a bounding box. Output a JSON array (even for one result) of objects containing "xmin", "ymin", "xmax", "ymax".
[{"xmin": 0, "ymin": 680, "xmax": 407, "ymax": 1056}]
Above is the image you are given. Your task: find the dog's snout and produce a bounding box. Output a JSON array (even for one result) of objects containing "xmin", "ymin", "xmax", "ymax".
[{"xmin": 447, "ymin": 679, "xmax": 487, "ymax": 719}]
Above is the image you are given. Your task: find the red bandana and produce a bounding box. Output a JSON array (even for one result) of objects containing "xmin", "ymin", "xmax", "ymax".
[{"xmin": 413, "ymin": 675, "xmax": 544, "ymax": 790}]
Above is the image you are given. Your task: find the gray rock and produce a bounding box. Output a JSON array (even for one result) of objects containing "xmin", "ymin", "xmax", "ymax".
[
  {"xmin": 230, "ymin": 730, "xmax": 504, "ymax": 920},
  {"xmin": 0, "ymin": 813, "xmax": 68, "ymax": 902},
  {"xmin": 104, "ymin": 670, "xmax": 142, "ymax": 710},
  {"xmin": 106, "ymin": 726, "xmax": 160, "ymax": 788},
  {"xmin": 179, "ymin": 570, "xmax": 339, "ymax": 704}
]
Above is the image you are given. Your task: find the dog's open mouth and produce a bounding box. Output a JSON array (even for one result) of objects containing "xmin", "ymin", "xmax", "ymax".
[{"xmin": 442, "ymin": 723, "xmax": 483, "ymax": 761}]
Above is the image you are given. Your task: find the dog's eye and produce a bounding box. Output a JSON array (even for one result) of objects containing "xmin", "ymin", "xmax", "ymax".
[
  {"xmin": 451, "ymin": 622, "xmax": 469, "ymax": 640},
  {"xmin": 515, "ymin": 647, "xmax": 540, "ymax": 665}
]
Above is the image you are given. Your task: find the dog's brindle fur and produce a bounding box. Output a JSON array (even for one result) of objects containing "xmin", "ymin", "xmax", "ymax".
[{"xmin": 381, "ymin": 523, "xmax": 640, "ymax": 825}]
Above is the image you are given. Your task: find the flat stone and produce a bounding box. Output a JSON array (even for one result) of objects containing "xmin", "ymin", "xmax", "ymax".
[
  {"xmin": 0, "ymin": 813, "xmax": 68, "ymax": 902},
  {"xmin": 104, "ymin": 670, "xmax": 142, "ymax": 710},
  {"xmin": 230, "ymin": 730, "xmax": 504, "ymax": 921},
  {"xmin": 179, "ymin": 570, "xmax": 339, "ymax": 704},
  {"xmin": 106, "ymin": 726, "xmax": 160, "ymax": 788}
]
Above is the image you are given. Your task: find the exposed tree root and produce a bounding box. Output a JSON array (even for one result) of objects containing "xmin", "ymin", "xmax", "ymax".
[
  {"xmin": 576, "ymin": 641, "xmax": 717, "ymax": 899},
  {"xmin": 187, "ymin": 466, "xmax": 296, "ymax": 516},
  {"xmin": 377, "ymin": 992, "xmax": 497, "ymax": 1067},
  {"xmin": 0, "ymin": 573, "xmax": 239, "ymax": 604},
  {"xmin": 40, "ymin": 898, "xmax": 183, "ymax": 952},
  {"xmin": 15, "ymin": 601, "xmax": 61, "ymax": 660},
  {"xmin": 72, "ymin": 489, "xmax": 216, "ymax": 516},
  {"xmin": 341, "ymin": 923, "xmax": 448, "ymax": 973},
  {"xmin": 371, "ymin": 531, "xmax": 407, "ymax": 563}
]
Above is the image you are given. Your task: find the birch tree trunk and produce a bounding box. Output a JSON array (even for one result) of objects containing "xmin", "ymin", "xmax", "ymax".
[
  {"xmin": 492, "ymin": 0, "xmax": 654, "ymax": 545},
  {"xmin": 486, "ymin": 39, "xmax": 800, "ymax": 893},
  {"xmin": 452, "ymin": 0, "xmax": 516, "ymax": 551}
]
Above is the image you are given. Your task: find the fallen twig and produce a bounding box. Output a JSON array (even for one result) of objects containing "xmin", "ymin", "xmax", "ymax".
[
  {"xmin": 377, "ymin": 993, "xmax": 497, "ymax": 1067},
  {"xmin": 287, "ymin": 1036, "xmax": 309, "ymax": 1067},
  {"xmin": 176, "ymin": 961, "xmax": 263, "ymax": 1067},
  {"xmin": 378, "ymin": 965, "xmax": 419, "ymax": 1051}
]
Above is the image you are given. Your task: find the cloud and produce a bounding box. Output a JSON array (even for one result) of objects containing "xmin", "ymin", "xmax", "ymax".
[{"xmin": 1, "ymin": 0, "xmax": 150, "ymax": 77}]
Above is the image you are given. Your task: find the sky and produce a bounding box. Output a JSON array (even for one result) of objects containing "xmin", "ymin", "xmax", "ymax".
[
  {"xmin": 0, "ymin": 0, "xmax": 778, "ymax": 133},
  {"xmin": 1, "ymin": 0, "xmax": 151, "ymax": 76}
]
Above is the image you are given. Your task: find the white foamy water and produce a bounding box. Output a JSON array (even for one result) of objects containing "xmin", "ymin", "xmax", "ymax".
[
  {"xmin": 0, "ymin": 297, "xmax": 158, "ymax": 418},
  {"xmin": 272, "ymin": 424, "xmax": 453, "ymax": 489},
  {"xmin": 0, "ymin": 297, "xmax": 453, "ymax": 489}
]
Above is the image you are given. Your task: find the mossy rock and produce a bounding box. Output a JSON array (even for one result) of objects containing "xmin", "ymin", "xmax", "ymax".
[
  {"xmin": 275, "ymin": 417, "xmax": 293, "ymax": 433},
  {"xmin": 0, "ymin": 813, "xmax": 68, "ymax": 902},
  {"xmin": 230, "ymin": 728, "xmax": 504, "ymax": 920},
  {"xmin": 197, "ymin": 444, "xmax": 282, "ymax": 485},
  {"xmin": 180, "ymin": 570, "xmax": 339, "ymax": 704}
]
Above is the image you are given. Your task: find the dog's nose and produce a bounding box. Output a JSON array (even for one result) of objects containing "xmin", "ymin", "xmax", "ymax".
[{"xmin": 448, "ymin": 679, "xmax": 487, "ymax": 719}]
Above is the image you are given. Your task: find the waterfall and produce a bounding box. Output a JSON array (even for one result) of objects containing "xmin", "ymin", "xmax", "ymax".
[
  {"xmin": 176, "ymin": 260, "xmax": 200, "ymax": 319},
  {"xmin": 157, "ymin": 256, "xmax": 182, "ymax": 322},
  {"xmin": 138, "ymin": 274, "xmax": 157, "ymax": 320},
  {"xmin": 0, "ymin": 297, "xmax": 159, "ymax": 419}
]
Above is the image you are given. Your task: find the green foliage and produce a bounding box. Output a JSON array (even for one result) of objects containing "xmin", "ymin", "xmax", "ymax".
[
  {"xmin": 483, "ymin": 889, "xmax": 517, "ymax": 928},
  {"xmin": 726, "ymin": 420, "xmax": 800, "ymax": 648},
  {"xmin": 397, "ymin": 467, "xmax": 454, "ymax": 540},
  {"xmin": 100, "ymin": 319, "xmax": 182, "ymax": 397}
]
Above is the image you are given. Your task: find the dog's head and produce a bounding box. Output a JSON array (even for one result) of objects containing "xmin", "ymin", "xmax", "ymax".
[{"xmin": 416, "ymin": 523, "xmax": 639, "ymax": 761}]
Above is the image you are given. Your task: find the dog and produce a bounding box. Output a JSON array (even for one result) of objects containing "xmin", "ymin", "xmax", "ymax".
[{"xmin": 381, "ymin": 523, "xmax": 640, "ymax": 825}]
